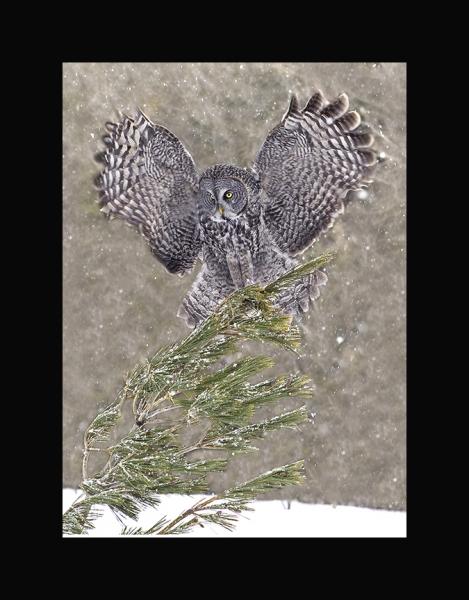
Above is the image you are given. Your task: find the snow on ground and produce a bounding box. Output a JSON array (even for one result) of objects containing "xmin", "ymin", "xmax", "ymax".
[{"xmin": 63, "ymin": 489, "xmax": 406, "ymax": 537}]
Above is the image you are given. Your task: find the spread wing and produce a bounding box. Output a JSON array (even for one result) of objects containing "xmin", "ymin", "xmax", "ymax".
[
  {"xmin": 95, "ymin": 109, "xmax": 202, "ymax": 275},
  {"xmin": 253, "ymin": 91, "xmax": 378, "ymax": 255}
]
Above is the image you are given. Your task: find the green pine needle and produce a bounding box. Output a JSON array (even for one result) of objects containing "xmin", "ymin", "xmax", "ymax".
[
  {"xmin": 84, "ymin": 402, "xmax": 121, "ymax": 446},
  {"xmin": 225, "ymin": 460, "xmax": 306, "ymax": 500},
  {"xmin": 264, "ymin": 252, "xmax": 336, "ymax": 295},
  {"xmin": 63, "ymin": 252, "xmax": 333, "ymax": 536}
]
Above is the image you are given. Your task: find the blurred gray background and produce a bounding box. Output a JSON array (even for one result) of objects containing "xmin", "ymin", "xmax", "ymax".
[{"xmin": 63, "ymin": 62, "xmax": 406, "ymax": 510}]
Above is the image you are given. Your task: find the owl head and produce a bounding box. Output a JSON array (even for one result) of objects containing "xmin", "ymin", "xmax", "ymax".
[{"xmin": 197, "ymin": 164, "xmax": 260, "ymax": 221}]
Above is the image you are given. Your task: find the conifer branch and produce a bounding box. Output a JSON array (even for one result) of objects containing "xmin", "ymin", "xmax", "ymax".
[{"xmin": 63, "ymin": 253, "xmax": 334, "ymax": 536}]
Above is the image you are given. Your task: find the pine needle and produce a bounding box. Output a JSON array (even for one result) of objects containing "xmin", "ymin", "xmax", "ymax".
[{"xmin": 63, "ymin": 251, "xmax": 333, "ymax": 536}]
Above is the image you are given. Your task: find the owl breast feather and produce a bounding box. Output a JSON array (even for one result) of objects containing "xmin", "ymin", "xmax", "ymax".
[{"xmin": 200, "ymin": 212, "xmax": 291, "ymax": 289}]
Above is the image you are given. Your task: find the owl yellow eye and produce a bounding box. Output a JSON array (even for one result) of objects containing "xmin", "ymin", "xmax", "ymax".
[{"xmin": 224, "ymin": 191, "xmax": 233, "ymax": 200}]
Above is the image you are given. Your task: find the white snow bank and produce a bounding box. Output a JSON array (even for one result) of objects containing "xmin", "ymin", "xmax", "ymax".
[{"xmin": 63, "ymin": 489, "xmax": 406, "ymax": 537}]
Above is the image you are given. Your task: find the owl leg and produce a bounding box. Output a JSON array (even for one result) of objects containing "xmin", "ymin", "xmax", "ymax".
[
  {"xmin": 273, "ymin": 269, "xmax": 328, "ymax": 316},
  {"xmin": 178, "ymin": 267, "xmax": 235, "ymax": 328},
  {"xmin": 226, "ymin": 247, "xmax": 254, "ymax": 288}
]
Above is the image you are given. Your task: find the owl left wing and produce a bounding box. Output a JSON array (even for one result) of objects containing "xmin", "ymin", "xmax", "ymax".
[
  {"xmin": 95, "ymin": 109, "xmax": 201, "ymax": 275},
  {"xmin": 253, "ymin": 91, "xmax": 378, "ymax": 255}
]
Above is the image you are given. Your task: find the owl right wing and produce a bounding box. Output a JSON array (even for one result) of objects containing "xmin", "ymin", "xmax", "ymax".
[
  {"xmin": 95, "ymin": 109, "xmax": 202, "ymax": 275},
  {"xmin": 253, "ymin": 91, "xmax": 378, "ymax": 255}
]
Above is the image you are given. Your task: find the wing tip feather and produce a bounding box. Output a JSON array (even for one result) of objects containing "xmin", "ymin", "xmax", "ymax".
[
  {"xmin": 281, "ymin": 94, "xmax": 299, "ymax": 122},
  {"xmin": 302, "ymin": 89, "xmax": 326, "ymax": 114}
]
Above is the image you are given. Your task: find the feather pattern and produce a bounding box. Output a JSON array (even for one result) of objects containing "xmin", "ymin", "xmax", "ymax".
[
  {"xmin": 253, "ymin": 91, "xmax": 377, "ymax": 255},
  {"xmin": 95, "ymin": 90, "xmax": 379, "ymax": 328},
  {"xmin": 95, "ymin": 109, "xmax": 202, "ymax": 274}
]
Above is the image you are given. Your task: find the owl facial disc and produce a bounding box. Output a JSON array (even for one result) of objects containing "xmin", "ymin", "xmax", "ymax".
[{"xmin": 198, "ymin": 173, "xmax": 249, "ymax": 221}]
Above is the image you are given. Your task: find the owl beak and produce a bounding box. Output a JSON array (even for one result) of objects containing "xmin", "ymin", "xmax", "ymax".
[{"xmin": 217, "ymin": 205, "xmax": 225, "ymax": 216}]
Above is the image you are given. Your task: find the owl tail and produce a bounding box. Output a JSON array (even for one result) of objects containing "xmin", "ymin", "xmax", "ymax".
[{"xmin": 273, "ymin": 269, "xmax": 328, "ymax": 316}]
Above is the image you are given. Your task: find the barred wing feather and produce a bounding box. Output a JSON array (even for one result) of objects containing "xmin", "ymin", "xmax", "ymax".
[
  {"xmin": 253, "ymin": 91, "xmax": 377, "ymax": 255},
  {"xmin": 95, "ymin": 109, "xmax": 202, "ymax": 275}
]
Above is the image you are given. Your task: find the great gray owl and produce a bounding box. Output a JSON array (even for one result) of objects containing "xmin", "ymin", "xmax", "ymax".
[{"xmin": 94, "ymin": 90, "xmax": 377, "ymax": 327}]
